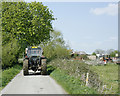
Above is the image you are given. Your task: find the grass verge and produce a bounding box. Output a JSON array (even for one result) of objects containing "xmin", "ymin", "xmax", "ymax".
[
  {"xmin": 0, "ymin": 64, "xmax": 22, "ymax": 90},
  {"xmin": 50, "ymin": 67, "xmax": 97, "ymax": 94}
]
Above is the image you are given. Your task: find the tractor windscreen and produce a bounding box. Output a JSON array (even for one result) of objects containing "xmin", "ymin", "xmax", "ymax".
[{"xmin": 27, "ymin": 48, "xmax": 42, "ymax": 57}]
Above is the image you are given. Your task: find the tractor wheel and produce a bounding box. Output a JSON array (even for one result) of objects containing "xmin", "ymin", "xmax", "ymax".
[
  {"xmin": 41, "ymin": 59, "xmax": 47, "ymax": 75},
  {"xmin": 23, "ymin": 59, "xmax": 29, "ymax": 75}
]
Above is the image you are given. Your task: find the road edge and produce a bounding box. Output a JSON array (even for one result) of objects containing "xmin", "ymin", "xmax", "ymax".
[
  {"xmin": 1, "ymin": 70, "xmax": 23, "ymax": 95},
  {"xmin": 49, "ymin": 75, "xmax": 68, "ymax": 94}
]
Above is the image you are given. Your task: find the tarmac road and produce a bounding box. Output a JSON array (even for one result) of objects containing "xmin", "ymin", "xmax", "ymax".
[{"xmin": 1, "ymin": 70, "xmax": 67, "ymax": 94}]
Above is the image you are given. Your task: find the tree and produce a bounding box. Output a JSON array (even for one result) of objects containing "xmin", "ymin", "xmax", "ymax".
[
  {"xmin": 2, "ymin": 2, "xmax": 55, "ymax": 47},
  {"xmin": 110, "ymin": 50, "xmax": 118, "ymax": 57},
  {"xmin": 40, "ymin": 30, "xmax": 70, "ymax": 60},
  {"xmin": 2, "ymin": 39, "xmax": 20, "ymax": 69},
  {"xmin": 92, "ymin": 52, "xmax": 96, "ymax": 55},
  {"xmin": 94, "ymin": 49, "xmax": 105, "ymax": 54}
]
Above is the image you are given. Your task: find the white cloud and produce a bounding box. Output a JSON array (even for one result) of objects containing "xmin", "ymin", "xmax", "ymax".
[{"xmin": 90, "ymin": 3, "xmax": 118, "ymax": 16}]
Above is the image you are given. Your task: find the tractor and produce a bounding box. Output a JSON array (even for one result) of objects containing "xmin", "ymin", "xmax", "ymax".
[{"xmin": 23, "ymin": 46, "xmax": 47, "ymax": 75}]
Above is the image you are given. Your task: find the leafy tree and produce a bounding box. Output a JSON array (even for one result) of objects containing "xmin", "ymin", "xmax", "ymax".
[
  {"xmin": 92, "ymin": 52, "xmax": 96, "ymax": 55},
  {"xmin": 49, "ymin": 31, "xmax": 65, "ymax": 46},
  {"xmin": 110, "ymin": 50, "xmax": 118, "ymax": 57},
  {"xmin": 54, "ymin": 44, "xmax": 69, "ymax": 59},
  {"xmin": 2, "ymin": 2, "xmax": 55, "ymax": 47},
  {"xmin": 40, "ymin": 30, "xmax": 70, "ymax": 60}
]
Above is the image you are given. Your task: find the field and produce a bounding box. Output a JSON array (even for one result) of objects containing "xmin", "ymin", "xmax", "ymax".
[{"xmin": 89, "ymin": 63, "xmax": 118, "ymax": 94}]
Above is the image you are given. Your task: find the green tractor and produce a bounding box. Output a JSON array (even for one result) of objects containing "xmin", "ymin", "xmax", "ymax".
[{"xmin": 23, "ymin": 46, "xmax": 47, "ymax": 75}]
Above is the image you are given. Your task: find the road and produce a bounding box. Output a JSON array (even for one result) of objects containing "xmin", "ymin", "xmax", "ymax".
[{"xmin": 1, "ymin": 70, "xmax": 67, "ymax": 94}]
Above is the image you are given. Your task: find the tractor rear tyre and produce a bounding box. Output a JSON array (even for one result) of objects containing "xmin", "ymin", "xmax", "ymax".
[
  {"xmin": 23, "ymin": 59, "xmax": 29, "ymax": 75},
  {"xmin": 41, "ymin": 59, "xmax": 47, "ymax": 75}
]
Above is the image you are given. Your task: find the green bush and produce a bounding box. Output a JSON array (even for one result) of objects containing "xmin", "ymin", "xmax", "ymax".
[
  {"xmin": 1, "ymin": 64, "xmax": 22, "ymax": 88},
  {"xmin": 47, "ymin": 65, "xmax": 56, "ymax": 75},
  {"xmin": 2, "ymin": 39, "xmax": 20, "ymax": 69},
  {"xmin": 43, "ymin": 44, "xmax": 70, "ymax": 60}
]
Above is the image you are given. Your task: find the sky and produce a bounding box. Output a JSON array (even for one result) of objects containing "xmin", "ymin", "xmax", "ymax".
[{"xmin": 25, "ymin": 1, "xmax": 118, "ymax": 54}]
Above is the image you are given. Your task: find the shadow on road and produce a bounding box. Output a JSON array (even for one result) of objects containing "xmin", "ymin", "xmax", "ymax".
[
  {"xmin": 23, "ymin": 66, "xmax": 55, "ymax": 76},
  {"xmin": 23, "ymin": 71, "xmax": 48, "ymax": 76}
]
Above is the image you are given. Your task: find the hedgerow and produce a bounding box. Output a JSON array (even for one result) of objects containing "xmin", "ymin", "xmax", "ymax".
[
  {"xmin": 0, "ymin": 64, "xmax": 22, "ymax": 89},
  {"xmin": 48, "ymin": 59, "xmax": 118, "ymax": 94}
]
